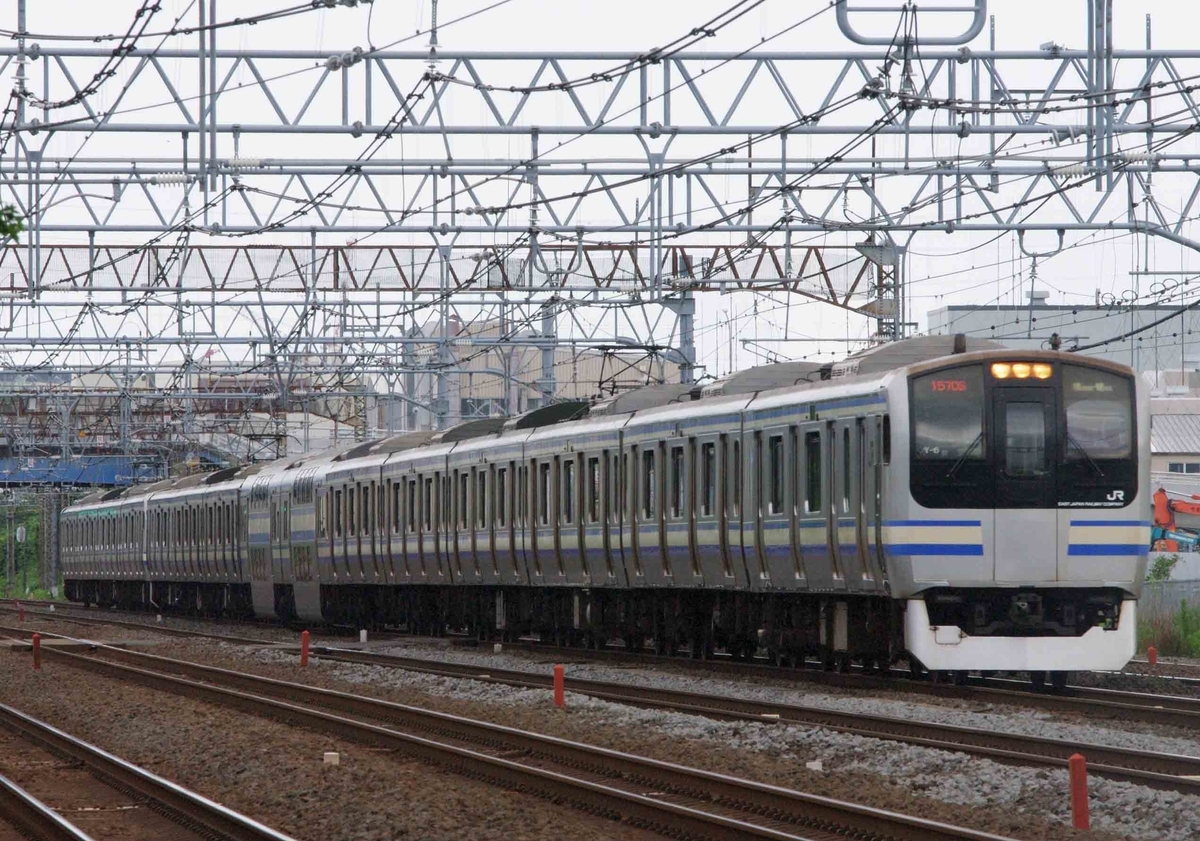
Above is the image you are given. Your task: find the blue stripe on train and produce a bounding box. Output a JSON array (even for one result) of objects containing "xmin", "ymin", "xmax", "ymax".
[
  {"xmin": 1068, "ymin": 520, "xmax": 1148, "ymax": 527},
  {"xmin": 883, "ymin": 519, "xmax": 983, "ymax": 527},
  {"xmin": 1067, "ymin": 544, "xmax": 1149, "ymax": 556},
  {"xmin": 885, "ymin": 543, "xmax": 984, "ymax": 556}
]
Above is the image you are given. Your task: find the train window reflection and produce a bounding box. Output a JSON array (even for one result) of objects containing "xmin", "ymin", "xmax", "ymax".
[
  {"xmin": 701, "ymin": 443, "xmax": 715, "ymax": 517},
  {"xmin": 642, "ymin": 449, "xmax": 656, "ymax": 518},
  {"xmin": 670, "ymin": 446, "xmax": 685, "ymax": 518},
  {"xmin": 1063, "ymin": 366, "xmax": 1133, "ymax": 460},
  {"xmin": 767, "ymin": 436, "xmax": 784, "ymax": 515},
  {"xmin": 911, "ymin": 366, "xmax": 986, "ymax": 460},
  {"xmin": 1004, "ymin": 402, "xmax": 1047, "ymax": 477},
  {"xmin": 804, "ymin": 432, "xmax": 821, "ymax": 514}
]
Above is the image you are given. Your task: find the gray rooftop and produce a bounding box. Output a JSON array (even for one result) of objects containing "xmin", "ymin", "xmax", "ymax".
[{"xmin": 1152, "ymin": 414, "xmax": 1200, "ymax": 455}]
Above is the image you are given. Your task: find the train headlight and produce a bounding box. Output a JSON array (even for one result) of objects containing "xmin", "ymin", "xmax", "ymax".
[
  {"xmin": 1011, "ymin": 362, "xmax": 1033, "ymax": 379},
  {"xmin": 991, "ymin": 363, "xmax": 1012, "ymax": 379},
  {"xmin": 1032, "ymin": 363, "xmax": 1053, "ymax": 379}
]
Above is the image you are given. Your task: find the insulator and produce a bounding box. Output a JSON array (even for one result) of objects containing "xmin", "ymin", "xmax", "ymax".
[
  {"xmin": 226, "ymin": 158, "xmax": 264, "ymax": 170},
  {"xmin": 1055, "ymin": 163, "xmax": 1088, "ymax": 178},
  {"xmin": 150, "ymin": 173, "xmax": 192, "ymax": 186},
  {"xmin": 1119, "ymin": 150, "xmax": 1156, "ymax": 164}
]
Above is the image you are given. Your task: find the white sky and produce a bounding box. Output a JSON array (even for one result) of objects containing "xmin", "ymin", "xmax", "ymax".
[{"xmin": 7, "ymin": 0, "xmax": 1200, "ymax": 383}]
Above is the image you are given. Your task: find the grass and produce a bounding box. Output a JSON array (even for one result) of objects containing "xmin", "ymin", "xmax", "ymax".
[
  {"xmin": 1139, "ymin": 600, "xmax": 1200, "ymax": 657},
  {"xmin": 0, "ymin": 510, "xmax": 64, "ymax": 601}
]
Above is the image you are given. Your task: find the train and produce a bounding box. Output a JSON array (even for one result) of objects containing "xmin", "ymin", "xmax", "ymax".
[{"xmin": 59, "ymin": 334, "xmax": 1150, "ymax": 684}]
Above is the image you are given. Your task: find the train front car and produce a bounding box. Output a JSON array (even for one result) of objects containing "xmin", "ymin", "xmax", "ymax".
[{"xmin": 890, "ymin": 347, "xmax": 1150, "ymax": 683}]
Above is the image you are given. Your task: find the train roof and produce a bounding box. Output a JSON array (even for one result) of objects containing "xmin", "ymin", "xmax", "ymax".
[
  {"xmin": 72, "ymin": 333, "xmax": 1119, "ymax": 512},
  {"xmin": 829, "ymin": 335, "xmax": 1004, "ymax": 379}
]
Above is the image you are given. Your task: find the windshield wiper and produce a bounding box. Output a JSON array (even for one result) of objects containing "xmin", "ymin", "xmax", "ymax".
[
  {"xmin": 945, "ymin": 431, "xmax": 984, "ymax": 480},
  {"xmin": 1067, "ymin": 433, "xmax": 1106, "ymax": 478}
]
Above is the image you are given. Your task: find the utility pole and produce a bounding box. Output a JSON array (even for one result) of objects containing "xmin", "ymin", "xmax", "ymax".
[{"xmin": 5, "ymin": 505, "xmax": 14, "ymax": 597}]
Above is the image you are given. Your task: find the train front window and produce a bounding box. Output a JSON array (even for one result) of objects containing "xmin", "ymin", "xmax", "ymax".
[
  {"xmin": 1063, "ymin": 365, "xmax": 1133, "ymax": 461},
  {"xmin": 1003, "ymin": 402, "xmax": 1047, "ymax": 477},
  {"xmin": 911, "ymin": 366, "xmax": 985, "ymax": 462}
]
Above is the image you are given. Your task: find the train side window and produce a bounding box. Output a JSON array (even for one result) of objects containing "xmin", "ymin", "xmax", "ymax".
[
  {"xmin": 805, "ymin": 431, "xmax": 822, "ymax": 514},
  {"xmin": 496, "ymin": 467, "xmax": 508, "ymax": 527},
  {"xmin": 335, "ymin": 490, "xmax": 344, "ymax": 538},
  {"xmin": 669, "ymin": 446, "xmax": 685, "ymax": 518},
  {"xmin": 427, "ymin": 475, "xmax": 436, "ymax": 527},
  {"xmin": 406, "ymin": 479, "xmax": 416, "ymax": 532},
  {"xmin": 390, "ymin": 482, "xmax": 400, "ymax": 534},
  {"xmin": 842, "ymin": 427, "xmax": 852, "ymax": 512},
  {"xmin": 767, "ymin": 435, "xmax": 785, "ymax": 515},
  {"xmin": 477, "ymin": 470, "xmax": 488, "ymax": 529},
  {"xmin": 538, "ymin": 461, "xmax": 551, "ymax": 526},
  {"xmin": 362, "ymin": 485, "xmax": 371, "ymax": 535},
  {"xmin": 586, "ymin": 457, "xmax": 600, "ymax": 523},
  {"xmin": 731, "ymin": 440, "xmax": 742, "ymax": 518},
  {"xmin": 641, "ymin": 449, "xmax": 656, "ymax": 518},
  {"xmin": 882, "ymin": 415, "xmax": 891, "ymax": 465},
  {"xmin": 517, "ymin": 465, "xmax": 528, "ymax": 524},
  {"xmin": 562, "ymin": 458, "xmax": 575, "ymax": 525},
  {"xmin": 700, "ymin": 442, "xmax": 715, "ymax": 517}
]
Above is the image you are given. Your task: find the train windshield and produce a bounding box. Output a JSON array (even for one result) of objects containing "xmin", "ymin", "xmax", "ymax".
[
  {"xmin": 909, "ymin": 361, "xmax": 1137, "ymax": 509},
  {"xmin": 911, "ymin": 367, "xmax": 985, "ymax": 462},
  {"xmin": 1063, "ymin": 365, "xmax": 1133, "ymax": 461}
]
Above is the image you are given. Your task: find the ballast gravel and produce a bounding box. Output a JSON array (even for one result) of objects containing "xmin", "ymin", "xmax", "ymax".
[
  {"xmin": 170, "ymin": 639, "xmax": 1182, "ymax": 841},
  {"xmin": 0, "ymin": 650, "xmax": 662, "ymax": 841},
  {"xmin": 371, "ymin": 640, "xmax": 1200, "ymax": 757}
]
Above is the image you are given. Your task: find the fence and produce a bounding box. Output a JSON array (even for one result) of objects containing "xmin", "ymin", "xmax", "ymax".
[{"xmin": 1138, "ymin": 581, "xmax": 1200, "ymax": 624}]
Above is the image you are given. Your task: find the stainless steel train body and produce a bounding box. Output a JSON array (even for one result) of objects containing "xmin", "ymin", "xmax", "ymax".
[{"xmin": 59, "ymin": 336, "xmax": 1151, "ymax": 672}]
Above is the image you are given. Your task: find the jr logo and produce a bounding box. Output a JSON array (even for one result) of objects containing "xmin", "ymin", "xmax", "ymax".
[{"xmin": 1106, "ymin": 490, "xmax": 1125, "ymax": 502}]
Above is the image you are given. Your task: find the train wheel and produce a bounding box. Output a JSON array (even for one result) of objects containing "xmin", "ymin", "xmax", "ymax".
[
  {"xmin": 1050, "ymin": 671, "xmax": 1069, "ymax": 691},
  {"xmin": 1029, "ymin": 671, "xmax": 1047, "ymax": 691},
  {"xmin": 953, "ymin": 670, "xmax": 970, "ymax": 686}
]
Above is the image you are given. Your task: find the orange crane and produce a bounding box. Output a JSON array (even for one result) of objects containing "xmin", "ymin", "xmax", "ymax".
[{"xmin": 1152, "ymin": 487, "xmax": 1200, "ymax": 552}]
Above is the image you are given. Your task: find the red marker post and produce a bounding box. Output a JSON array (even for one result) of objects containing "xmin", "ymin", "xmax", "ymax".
[
  {"xmin": 553, "ymin": 664, "xmax": 565, "ymax": 708},
  {"xmin": 1069, "ymin": 753, "xmax": 1089, "ymax": 830},
  {"xmin": 300, "ymin": 630, "xmax": 310, "ymax": 668},
  {"xmin": 31, "ymin": 633, "xmax": 40, "ymax": 671},
  {"xmin": 1148, "ymin": 645, "xmax": 1158, "ymax": 667}
]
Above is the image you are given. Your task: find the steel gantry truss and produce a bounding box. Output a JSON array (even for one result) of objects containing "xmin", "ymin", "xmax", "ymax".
[{"xmin": 2, "ymin": 0, "xmax": 1200, "ymax": 476}]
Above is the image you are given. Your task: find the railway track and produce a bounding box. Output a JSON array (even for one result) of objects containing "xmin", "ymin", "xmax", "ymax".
[
  {"xmin": 0, "ymin": 700, "xmax": 297, "ymax": 841},
  {"xmin": 12, "ymin": 601, "xmax": 1200, "ymax": 728},
  {"xmin": 298, "ymin": 643, "xmax": 1200, "ymax": 793},
  {"xmin": 5, "ymin": 630, "xmax": 1016, "ymax": 841}
]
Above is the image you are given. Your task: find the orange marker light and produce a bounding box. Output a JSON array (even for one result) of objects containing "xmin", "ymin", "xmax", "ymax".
[
  {"xmin": 1012, "ymin": 362, "xmax": 1033, "ymax": 379},
  {"xmin": 1033, "ymin": 363, "xmax": 1053, "ymax": 380},
  {"xmin": 991, "ymin": 363, "xmax": 1012, "ymax": 379}
]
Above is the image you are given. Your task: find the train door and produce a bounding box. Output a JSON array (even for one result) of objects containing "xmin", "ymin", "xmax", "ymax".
[
  {"xmin": 629, "ymin": 444, "xmax": 648, "ymax": 582},
  {"xmin": 610, "ymin": 444, "xmax": 633, "ymax": 585},
  {"xmin": 664, "ymin": 437, "xmax": 696, "ymax": 582},
  {"xmin": 759, "ymin": 425, "xmax": 799, "ymax": 586},
  {"xmin": 581, "ymin": 451, "xmax": 607, "ymax": 584},
  {"xmin": 493, "ymin": 462, "xmax": 516, "ymax": 583},
  {"xmin": 858, "ymin": 416, "xmax": 887, "ymax": 586},
  {"xmin": 799, "ymin": 422, "xmax": 840, "ymax": 588},
  {"xmin": 597, "ymin": 449, "xmax": 622, "ymax": 586},
  {"xmin": 516, "ymin": 459, "xmax": 534, "ymax": 583},
  {"xmin": 434, "ymin": 471, "xmax": 447, "ymax": 580},
  {"xmin": 368, "ymin": 478, "xmax": 380, "ymax": 583},
  {"xmin": 532, "ymin": 457, "xmax": 553, "ymax": 580},
  {"xmin": 559, "ymin": 453, "xmax": 586, "ymax": 583},
  {"xmin": 993, "ymin": 387, "xmax": 1059, "ymax": 582},
  {"xmin": 832, "ymin": 419, "xmax": 864, "ymax": 587}
]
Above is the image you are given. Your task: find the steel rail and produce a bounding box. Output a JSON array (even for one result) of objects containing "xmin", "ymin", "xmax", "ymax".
[
  {"xmin": 15, "ymin": 602, "xmax": 1200, "ymax": 726},
  {"xmin": 18, "ymin": 634, "xmax": 1015, "ymax": 841},
  {"xmin": 0, "ymin": 702, "xmax": 298, "ymax": 841},
  {"xmin": 0, "ymin": 771, "xmax": 96, "ymax": 841},
  {"xmin": 298, "ymin": 645, "xmax": 1200, "ymax": 793}
]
